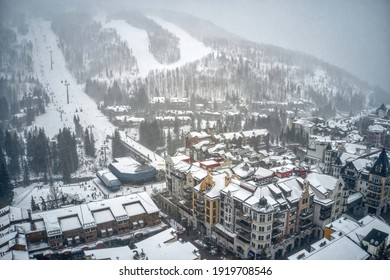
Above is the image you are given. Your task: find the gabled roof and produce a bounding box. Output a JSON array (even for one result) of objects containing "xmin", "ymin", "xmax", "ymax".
[{"xmin": 370, "ymin": 148, "xmax": 390, "ymax": 177}]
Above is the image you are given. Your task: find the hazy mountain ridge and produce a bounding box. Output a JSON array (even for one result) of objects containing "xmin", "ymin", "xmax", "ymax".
[{"xmin": 145, "ymin": 9, "xmax": 389, "ymax": 109}]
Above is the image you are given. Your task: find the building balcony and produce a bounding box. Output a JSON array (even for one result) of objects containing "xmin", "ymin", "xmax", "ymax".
[
  {"xmin": 300, "ymin": 211, "xmax": 313, "ymax": 219},
  {"xmin": 236, "ymin": 229, "xmax": 251, "ymax": 242},
  {"xmin": 272, "ymin": 228, "xmax": 283, "ymax": 238},
  {"xmin": 235, "ymin": 219, "xmax": 251, "ymax": 231},
  {"xmin": 196, "ymin": 205, "xmax": 205, "ymax": 214},
  {"xmin": 367, "ymin": 186, "xmax": 382, "ymax": 194},
  {"xmin": 320, "ymin": 207, "xmax": 332, "ymax": 215},
  {"xmin": 196, "ymin": 215, "xmax": 205, "ymax": 222},
  {"xmin": 369, "ymin": 179, "xmax": 382, "ymax": 186},
  {"xmin": 366, "ymin": 192, "xmax": 380, "ymax": 200},
  {"xmin": 273, "ymin": 212, "xmax": 283, "ymax": 219},
  {"xmin": 183, "ymin": 187, "xmax": 193, "ymax": 193},
  {"xmin": 299, "ymin": 220, "xmax": 312, "ymax": 230},
  {"xmin": 319, "ymin": 212, "xmax": 331, "ymax": 221},
  {"xmin": 272, "ymin": 220, "xmax": 283, "ymax": 229},
  {"xmin": 196, "ymin": 196, "xmax": 205, "ymax": 203},
  {"xmin": 236, "ymin": 210, "xmax": 251, "ymax": 222},
  {"xmin": 365, "ymin": 200, "xmax": 380, "ymax": 208}
]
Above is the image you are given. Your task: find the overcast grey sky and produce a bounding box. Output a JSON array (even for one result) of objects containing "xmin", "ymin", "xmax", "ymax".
[{"xmin": 138, "ymin": 0, "xmax": 390, "ymax": 94}]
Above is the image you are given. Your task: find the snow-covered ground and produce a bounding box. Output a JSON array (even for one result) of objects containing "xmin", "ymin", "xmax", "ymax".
[
  {"xmin": 28, "ymin": 20, "xmax": 116, "ymax": 150},
  {"xmin": 101, "ymin": 16, "xmax": 211, "ymax": 78},
  {"xmin": 26, "ymin": 19, "xmax": 166, "ymax": 169},
  {"xmin": 12, "ymin": 180, "xmax": 166, "ymax": 210}
]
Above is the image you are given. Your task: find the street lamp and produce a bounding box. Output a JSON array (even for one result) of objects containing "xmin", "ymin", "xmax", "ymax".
[{"xmin": 61, "ymin": 80, "xmax": 70, "ymax": 104}]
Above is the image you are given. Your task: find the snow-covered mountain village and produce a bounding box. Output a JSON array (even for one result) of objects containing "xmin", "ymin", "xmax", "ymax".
[{"xmin": 1, "ymin": 1, "xmax": 390, "ymax": 261}]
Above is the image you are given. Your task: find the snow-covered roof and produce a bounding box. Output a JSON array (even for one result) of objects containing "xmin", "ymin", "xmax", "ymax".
[
  {"xmin": 0, "ymin": 250, "xmax": 29, "ymax": 260},
  {"xmin": 124, "ymin": 203, "xmax": 146, "ymax": 217},
  {"xmin": 348, "ymin": 216, "xmax": 390, "ymax": 246},
  {"xmin": 241, "ymin": 129, "xmax": 269, "ymax": 137},
  {"xmin": 84, "ymin": 245, "xmax": 133, "ymax": 260},
  {"xmin": 134, "ymin": 228, "xmax": 199, "ymax": 260},
  {"xmin": 339, "ymin": 152, "xmax": 359, "ymax": 165},
  {"xmin": 59, "ymin": 216, "xmax": 82, "ymax": 232},
  {"xmin": 105, "ymin": 105, "xmax": 131, "ymax": 113},
  {"xmin": 32, "ymin": 204, "xmax": 95, "ymax": 236},
  {"xmin": 344, "ymin": 143, "xmax": 367, "ymax": 155},
  {"xmin": 188, "ymin": 131, "xmax": 210, "ymax": 139},
  {"xmin": 368, "ymin": 124, "xmax": 386, "ymax": 133},
  {"xmin": 188, "ymin": 165, "xmax": 208, "ymax": 181},
  {"xmin": 347, "ymin": 192, "xmax": 363, "ymax": 204},
  {"xmin": 170, "ymin": 97, "xmax": 189, "ymax": 103},
  {"xmin": 232, "ymin": 162, "xmax": 255, "ymax": 179},
  {"xmin": 205, "ymin": 173, "xmax": 226, "ymax": 199},
  {"xmin": 306, "ymin": 173, "xmax": 337, "ymax": 195},
  {"xmin": 150, "ymin": 97, "xmax": 166, "ymax": 104},
  {"xmin": 289, "ymin": 235, "xmax": 369, "ymax": 260},
  {"xmin": 222, "ymin": 132, "xmax": 242, "ymax": 140},
  {"xmin": 169, "ymin": 154, "xmax": 191, "ymax": 165},
  {"xmin": 111, "ymin": 157, "xmax": 141, "ymax": 173},
  {"xmin": 351, "ymin": 158, "xmax": 372, "ymax": 172},
  {"xmin": 31, "ymin": 192, "xmax": 158, "ymax": 236},
  {"xmin": 193, "ymin": 140, "xmax": 211, "ymax": 150},
  {"xmin": 92, "ymin": 209, "xmax": 115, "ymax": 224}
]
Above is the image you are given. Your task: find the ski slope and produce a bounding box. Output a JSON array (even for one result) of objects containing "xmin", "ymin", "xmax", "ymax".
[
  {"xmin": 102, "ymin": 16, "xmax": 211, "ymax": 78},
  {"xmin": 28, "ymin": 20, "xmax": 116, "ymax": 150}
]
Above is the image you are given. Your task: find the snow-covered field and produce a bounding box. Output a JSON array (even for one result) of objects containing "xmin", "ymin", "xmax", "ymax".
[
  {"xmin": 28, "ymin": 20, "xmax": 116, "ymax": 150},
  {"xmin": 101, "ymin": 16, "xmax": 211, "ymax": 78}
]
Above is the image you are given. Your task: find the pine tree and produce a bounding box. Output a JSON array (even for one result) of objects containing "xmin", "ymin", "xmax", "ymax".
[
  {"xmin": 173, "ymin": 117, "xmax": 180, "ymax": 138},
  {"xmin": 167, "ymin": 129, "xmax": 173, "ymax": 156},
  {"xmin": 23, "ymin": 160, "xmax": 30, "ymax": 187},
  {"xmin": 90, "ymin": 131, "xmax": 95, "ymax": 156},
  {"xmin": 84, "ymin": 128, "xmax": 90, "ymax": 156},
  {"xmin": 4, "ymin": 130, "xmax": 21, "ymax": 179},
  {"xmin": 31, "ymin": 196, "xmax": 38, "ymax": 212},
  {"xmin": 0, "ymin": 162, "xmax": 13, "ymax": 207}
]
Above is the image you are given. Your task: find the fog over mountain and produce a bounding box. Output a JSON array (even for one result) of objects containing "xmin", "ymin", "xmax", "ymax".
[
  {"xmin": 2, "ymin": 0, "xmax": 389, "ymax": 96},
  {"xmin": 139, "ymin": 0, "xmax": 390, "ymax": 95},
  {"xmin": 1, "ymin": 0, "xmax": 389, "ymax": 95}
]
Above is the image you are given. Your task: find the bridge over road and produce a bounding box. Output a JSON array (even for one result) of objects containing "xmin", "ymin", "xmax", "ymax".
[{"xmin": 119, "ymin": 131, "xmax": 166, "ymax": 171}]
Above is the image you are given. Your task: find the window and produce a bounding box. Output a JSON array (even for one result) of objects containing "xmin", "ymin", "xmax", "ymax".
[
  {"xmin": 252, "ymin": 224, "xmax": 256, "ymax": 230},
  {"xmin": 258, "ymin": 235, "xmax": 264, "ymax": 241},
  {"xmin": 259, "ymin": 226, "xmax": 264, "ymax": 232},
  {"xmin": 253, "ymin": 213, "xmax": 258, "ymax": 221},
  {"xmin": 259, "ymin": 215, "xmax": 265, "ymax": 222},
  {"xmin": 267, "ymin": 225, "xmax": 272, "ymax": 231},
  {"xmin": 267, "ymin": 214, "xmax": 272, "ymax": 221},
  {"xmin": 252, "ymin": 233, "xmax": 256, "ymax": 239},
  {"xmin": 266, "ymin": 234, "xmax": 270, "ymax": 240}
]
